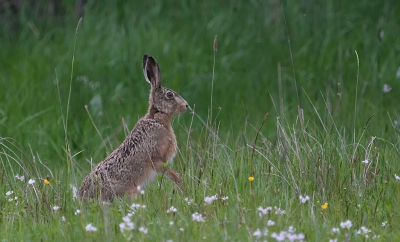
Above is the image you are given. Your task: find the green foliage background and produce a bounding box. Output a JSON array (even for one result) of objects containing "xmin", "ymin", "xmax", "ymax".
[{"xmin": 0, "ymin": 0, "xmax": 399, "ymax": 241}]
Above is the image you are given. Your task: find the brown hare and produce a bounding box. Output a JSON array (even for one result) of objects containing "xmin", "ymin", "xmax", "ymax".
[{"xmin": 79, "ymin": 54, "xmax": 188, "ymax": 201}]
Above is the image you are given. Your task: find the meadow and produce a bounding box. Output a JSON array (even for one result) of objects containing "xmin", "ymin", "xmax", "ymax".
[{"xmin": 1, "ymin": 0, "xmax": 400, "ymax": 241}]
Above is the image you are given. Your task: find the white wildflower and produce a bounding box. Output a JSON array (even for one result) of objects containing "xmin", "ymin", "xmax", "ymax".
[
  {"xmin": 119, "ymin": 220, "xmax": 134, "ymax": 231},
  {"xmin": 274, "ymin": 206, "xmax": 286, "ymax": 215},
  {"xmin": 253, "ymin": 229, "xmax": 262, "ymax": 238},
  {"xmin": 372, "ymin": 235, "xmax": 380, "ymax": 239},
  {"xmin": 167, "ymin": 206, "xmax": 177, "ymax": 213},
  {"xmin": 192, "ymin": 212, "xmax": 204, "ymax": 222},
  {"xmin": 357, "ymin": 226, "xmax": 371, "ymax": 235},
  {"xmin": 340, "ymin": 220, "xmax": 352, "ymax": 229},
  {"xmin": 288, "ymin": 226, "xmax": 295, "ymax": 233},
  {"xmin": 169, "ymin": 221, "xmax": 174, "ymax": 226},
  {"xmin": 85, "ymin": 223, "xmax": 97, "ymax": 232},
  {"xmin": 120, "ymin": 213, "xmax": 134, "ymax": 231},
  {"xmin": 131, "ymin": 203, "xmax": 141, "ymax": 209},
  {"xmin": 139, "ymin": 226, "xmax": 148, "ymax": 234},
  {"xmin": 15, "ymin": 175, "xmax": 25, "ymax": 181},
  {"xmin": 271, "ymin": 232, "xmax": 283, "ymax": 241},
  {"xmin": 8, "ymin": 198, "xmax": 13, "ymax": 202},
  {"xmin": 75, "ymin": 209, "xmax": 81, "ymax": 215},
  {"xmin": 257, "ymin": 206, "xmax": 272, "ymax": 217},
  {"xmin": 131, "ymin": 203, "xmax": 146, "ymax": 210},
  {"xmin": 383, "ymin": 84, "xmax": 392, "ymax": 93},
  {"xmin": 396, "ymin": 66, "xmax": 400, "ymax": 78},
  {"xmin": 382, "ymin": 221, "xmax": 387, "ymax": 226},
  {"xmin": 184, "ymin": 197, "xmax": 194, "ymax": 205},
  {"xmin": 137, "ymin": 186, "xmax": 145, "ymax": 195},
  {"xmin": 299, "ymin": 195, "xmax": 309, "ymax": 203},
  {"xmin": 53, "ymin": 206, "xmax": 60, "ymax": 211},
  {"xmin": 6, "ymin": 191, "xmax": 13, "ymax": 196},
  {"xmin": 291, "ymin": 233, "xmax": 305, "ymax": 241},
  {"xmin": 119, "ymin": 213, "xmax": 134, "ymax": 231},
  {"xmin": 61, "ymin": 216, "xmax": 66, "ymax": 222},
  {"xmin": 271, "ymin": 230, "xmax": 304, "ymax": 242},
  {"xmin": 331, "ymin": 228, "xmax": 340, "ymax": 234},
  {"xmin": 267, "ymin": 220, "xmax": 275, "ymax": 226},
  {"xmin": 395, "ymin": 174, "xmax": 400, "ymax": 181},
  {"xmin": 329, "ymin": 240, "xmax": 337, "ymax": 242},
  {"xmin": 221, "ymin": 196, "xmax": 229, "ymax": 200},
  {"xmin": 252, "ymin": 228, "xmax": 268, "ymax": 238},
  {"xmin": 28, "ymin": 179, "xmax": 35, "ymax": 185},
  {"xmin": 204, "ymin": 195, "xmax": 217, "ymax": 204},
  {"xmin": 122, "ymin": 215, "xmax": 131, "ymax": 223},
  {"xmin": 362, "ymin": 159, "xmax": 369, "ymax": 164},
  {"xmin": 271, "ymin": 231, "xmax": 287, "ymax": 241}
]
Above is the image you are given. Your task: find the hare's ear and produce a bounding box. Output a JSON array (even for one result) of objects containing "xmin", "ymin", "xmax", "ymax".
[{"xmin": 143, "ymin": 54, "xmax": 162, "ymax": 88}]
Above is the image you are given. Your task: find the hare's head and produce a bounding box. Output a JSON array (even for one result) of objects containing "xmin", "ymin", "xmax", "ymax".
[{"xmin": 143, "ymin": 54, "xmax": 188, "ymax": 115}]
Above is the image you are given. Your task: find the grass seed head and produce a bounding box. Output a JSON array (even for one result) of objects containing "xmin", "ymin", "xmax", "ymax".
[{"xmin": 213, "ymin": 35, "xmax": 218, "ymax": 52}]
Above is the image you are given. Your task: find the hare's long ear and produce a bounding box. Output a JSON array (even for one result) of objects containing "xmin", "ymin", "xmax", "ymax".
[{"xmin": 143, "ymin": 54, "xmax": 162, "ymax": 89}]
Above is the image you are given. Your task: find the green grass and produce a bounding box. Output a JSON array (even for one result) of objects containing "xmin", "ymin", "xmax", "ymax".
[{"xmin": 1, "ymin": 0, "xmax": 400, "ymax": 241}]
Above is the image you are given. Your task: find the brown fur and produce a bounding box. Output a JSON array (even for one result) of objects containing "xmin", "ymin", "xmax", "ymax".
[{"xmin": 78, "ymin": 54, "xmax": 188, "ymax": 201}]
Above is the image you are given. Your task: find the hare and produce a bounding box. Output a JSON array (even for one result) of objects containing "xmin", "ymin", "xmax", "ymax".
[{"xmin": 78, "ymin": 54, "xmax": 188, "ymax": 201}]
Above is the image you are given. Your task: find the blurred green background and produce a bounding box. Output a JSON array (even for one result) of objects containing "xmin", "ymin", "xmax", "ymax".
[{"xmin": 0, "ymin": 0, "xmax": 399, "ymax": 170}]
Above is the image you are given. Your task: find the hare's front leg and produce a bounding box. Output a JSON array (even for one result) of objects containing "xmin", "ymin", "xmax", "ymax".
[
  {"xmin": 126, "ymin": 185, "xmax": 138, "ymax": 201},
  {"xmin": 154, "ymin": 162, "xmax": 185, "ymax": 191},
  {"xmin": 163, "ymin": 166, "xmax": 185, "ymax": 191}
]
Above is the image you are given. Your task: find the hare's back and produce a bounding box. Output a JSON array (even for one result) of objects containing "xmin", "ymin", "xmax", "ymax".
[{"xmin": 95, "ymin": 118, "xmax": 167, "ymax": 170}]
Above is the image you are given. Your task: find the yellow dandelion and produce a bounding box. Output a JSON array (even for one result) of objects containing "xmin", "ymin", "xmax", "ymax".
[
  {"xmin": 321, "ymin": 202, "xmax": 328, "ymax": 209},
  {"xmin": 44, "ymin": 179, "xmax": 50, "ymax": 185},
  {"xmin": 248, "ymin": 176, "xmax": 254, "ymax": 182}
]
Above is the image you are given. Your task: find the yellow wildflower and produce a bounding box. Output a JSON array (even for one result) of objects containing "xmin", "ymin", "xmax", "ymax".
[
  {"xmin": 44, "ymin": 179, "xmax": 50, "ymax": 185},
  {"xmin": 321, "ymin": 203, "xmax": 328, "ymax": 209},
  {"xmin": 248, "ymin": 177, "xmax": 254, "ymax": 182}
]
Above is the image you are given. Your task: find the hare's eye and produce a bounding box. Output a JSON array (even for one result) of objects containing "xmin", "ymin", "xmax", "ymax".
[{"xmin": 166, "ymin": 92, "xmax": 174, "ymax": 99}]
